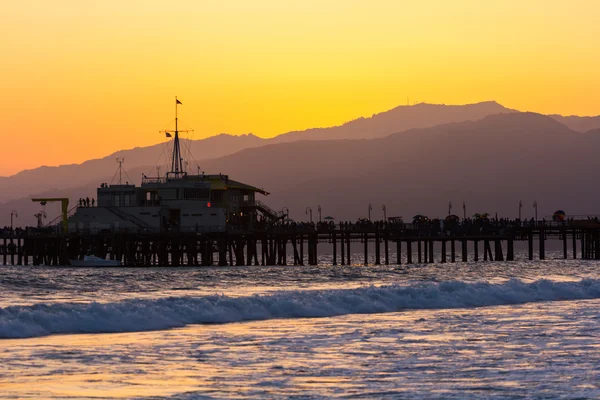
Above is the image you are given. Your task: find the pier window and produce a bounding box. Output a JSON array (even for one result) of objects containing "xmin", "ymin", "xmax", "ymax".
[
  {"xmin": 211, "ymin": 191, "xmax": 224, "ymax": 202},
  {"xmin": 184, "ymin": 188, "xmax": 209, "ymax": 200}
]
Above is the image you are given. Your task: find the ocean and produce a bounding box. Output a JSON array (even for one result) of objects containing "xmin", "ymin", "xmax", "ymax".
[{"xmin": 1, "ymin": 252, "xmax": 600, "ymax": 399}]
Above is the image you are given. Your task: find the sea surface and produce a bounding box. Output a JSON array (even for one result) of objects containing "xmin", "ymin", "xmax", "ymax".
[{"xmin": 1, "ymin": 251, "xmax": 600, "ymax": 399}]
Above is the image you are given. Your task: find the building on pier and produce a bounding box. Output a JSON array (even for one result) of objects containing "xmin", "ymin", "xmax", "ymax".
[{"xmin": 68, "ymin": 98, "xmax": 279, "ymax": 233}]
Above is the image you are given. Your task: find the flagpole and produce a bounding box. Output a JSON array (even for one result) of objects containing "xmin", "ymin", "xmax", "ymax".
[{"xmin": 170, "ymin": 96, "xmax": 185, "ymax": 176}]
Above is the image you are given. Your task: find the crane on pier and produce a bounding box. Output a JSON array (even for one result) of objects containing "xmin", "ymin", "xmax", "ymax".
[{"xmin": 31, "ymin": 198, "xmax": 69, "ymax": 233}]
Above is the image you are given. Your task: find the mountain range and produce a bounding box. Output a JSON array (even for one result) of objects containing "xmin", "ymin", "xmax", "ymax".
[
  {"xmin": 1, "ymin": 101, "xmax": 517, "ymax": 204},
  {"xmin": 2, "ymin": 101, "xmax": 600, "ymax": 227}
]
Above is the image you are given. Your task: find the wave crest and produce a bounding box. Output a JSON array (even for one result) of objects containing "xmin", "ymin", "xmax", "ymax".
[{"xmin": 2, "ymin": 278, "xmax": 600, "ymax": 339}]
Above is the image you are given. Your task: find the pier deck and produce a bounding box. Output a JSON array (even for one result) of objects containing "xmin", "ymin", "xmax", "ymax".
[{"xmin": 2, "ymin": 220, "xmax": 600, "ymax": 267}]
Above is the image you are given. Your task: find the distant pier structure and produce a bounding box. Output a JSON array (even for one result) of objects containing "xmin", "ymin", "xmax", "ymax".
[
  {"xmin": 2, "ymin": 221, "xmax": 600, "ymax": 267},
  {"xmin": 3, "ymin": 98, "xmax": 600, "ymax": 267}
]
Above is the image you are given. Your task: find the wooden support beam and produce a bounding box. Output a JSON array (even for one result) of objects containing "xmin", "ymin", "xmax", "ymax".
[
  {"xmin": 23, "ymin": 239, "xmax": 28, "ymax": 266},
  {"xmin": 428, "ymin": 240, "xmax": 434, "ymax": 263},
  {"xmin": 332, "ymin": 232, "xmax": 337, "ymax": 266},
  {"xmin": 16, "ymin": 239, "xmax": 22, "ymax": 265},
  {"xmin": 375, "ymin": 231, "xmax": 381, "ymax": 265},
  {"xmin": 309, "ymin": 234, "xmax": 318, "ymax": 266},
  {"xmin": 364, "ymin": 232, "xmax": 369, "ymax": 265},
  {"xmin": 236, "ymin": 239, "xmax": 245, "ymax": 266},
  {"xmin": 229, "ymin": 242, "xmax": 234, "ymax": 266},
  {"xmin": 406, "ymin": 240, "xmax": 412, "ymax": 264},
  {"xmin": 218, "ymin": 238, "xmax": 226, "ymax": 266},
  {"xmin": 495, "ymin": 239, "xmax": 504, "ymax": 261},
  {"xmin": 507, "ymin": 238, "xmax": 514, "ymax": 261},
  {"xmin": 299, "ymin": 235, "xmax": 304, "ymax": 266},
  {"xmin": 483, "ymin": 240, "xmax": 489, "ymax": 261},
  {"xmin": 292, "ymin": 236, "xmax": 299, "ymax": 266},
  {"xmin": 10, "ymin": 238, "xmax": 14, "ymax": 266},
  {"xmin": 340, "ymin": 232, "xmax": 345, "ymax": 265},
  {"xmin": 539, "ymin": 229, "xmax": 545, "ymax": 260},
  {"xmin": 384, "ymin": 233, "xmax": 389, "ymax": 265},
  {"xmin": 441, "ymin": 240, "xmax": 447, "ymax": 263},
  {"xmin": 346, "ymin": 234, "xmax": 351, "ymax": 265}
]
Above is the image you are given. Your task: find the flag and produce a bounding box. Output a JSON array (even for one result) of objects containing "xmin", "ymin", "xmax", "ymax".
[
  {"xmin": 165, "ymin": 132, "xmax": 172, "ymax": 138},
  {"xmin": 176, "ymin": 99, "xmax": 182, "ymax": 105}
]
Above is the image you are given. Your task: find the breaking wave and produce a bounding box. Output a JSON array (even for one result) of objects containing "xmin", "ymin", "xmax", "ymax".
[{"xmin": 2, "ymin": 278, "xmax": 600, "ymax": 339}]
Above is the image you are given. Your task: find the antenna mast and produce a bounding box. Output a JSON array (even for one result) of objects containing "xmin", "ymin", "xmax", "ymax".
[
  {"xmin": 162, "ymin": 96, "xmax": 192, "ymax": 179},
  {"xmin": 172, "ymin": 96, "xmax": 183, "ymax": 175},
  {"xmin": 116, "ymin": 158, "xmax": 124, "ymax": 184}
]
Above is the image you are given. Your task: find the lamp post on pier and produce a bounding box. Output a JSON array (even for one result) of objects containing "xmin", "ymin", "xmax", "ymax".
[
  {"xmin": 317, "ymin": 205, "xmax": 322, "ymax": 223},
  {"xmin": 448, "ymin": 201, "xmax": 452, "ymax": 216},
  {"xmin": 305, "ymin": 207, "xmax": 313, "ymax": 223},
  {"xmin": 462, "ymin": 202, "xmax": 466, "ymax": 220},
  {"xmin": 10, "ymin": 210, "xmax": 17, "ymax": 231},
  {"xmin": 533, "ymin": 201, "xmax": 538, "ymax": 224},
  {"xmin": 519, "ymin": 200, "xmax": 522, "ymax": 221},
  {"xmin": 368, "ymin": 203, "xmax": 372, "ymax": 221},
  {"xmin": 382, "ymin": 204, "xmax": 387, "ymax": 221}
]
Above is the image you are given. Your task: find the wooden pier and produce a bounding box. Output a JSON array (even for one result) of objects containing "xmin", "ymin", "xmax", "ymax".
[{"xmin": 2, "ymin": 221, "xmax": 600, "ymax": 267}]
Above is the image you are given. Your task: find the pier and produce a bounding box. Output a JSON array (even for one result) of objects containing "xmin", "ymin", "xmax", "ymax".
[{"xmin": 2, "ymin": 219, "xmax": 600, "ymax": 266}]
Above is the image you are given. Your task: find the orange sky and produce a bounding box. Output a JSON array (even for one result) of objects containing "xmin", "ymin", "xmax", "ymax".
[{"xmin": 1, "ymin": 0, "xmax": 599, "ymax": 176}]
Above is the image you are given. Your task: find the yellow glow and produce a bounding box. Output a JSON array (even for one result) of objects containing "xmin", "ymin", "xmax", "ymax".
[{"xmin": 1, "ymin": 0, "xmax": 599, "ymax": 175}]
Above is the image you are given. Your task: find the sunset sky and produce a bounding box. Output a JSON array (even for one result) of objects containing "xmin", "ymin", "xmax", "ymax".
[{"xmin": 2, "ymin": 0, "xmax": 599, "ymax": 176}]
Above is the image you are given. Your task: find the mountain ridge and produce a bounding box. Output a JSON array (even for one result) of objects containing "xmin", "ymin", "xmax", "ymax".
[
  {"xmin": 5, "ymin": 112, "xmax": 598, "ymax": 227},
  {"xmin": 2, "ymin": 101, "xmax": 599, "ymax": 206}
]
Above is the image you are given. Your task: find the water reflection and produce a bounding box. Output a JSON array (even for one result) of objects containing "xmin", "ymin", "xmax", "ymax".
[{"xmin": 2, "ymin": 299, "xmax": 600, "ymax": 398}]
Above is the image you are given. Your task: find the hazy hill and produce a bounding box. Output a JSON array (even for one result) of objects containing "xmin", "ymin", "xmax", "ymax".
[
  {"xmin": 3, "ymin": 100, "xmax": 599, "ymax": 216},
  {"xmin": 0, "ymin": 101, "xmax": 518, "ymax": 203},
  {"xmin": 195, "ymin": 112, "xmax": 582, "ymax": 221},
  {"xmin": 274, "ymin": 101, "xmax": 517, "ymax": 142},
  {"xmin": 5, "ymin": 112, "xmax": 599, "ymax": 227},
  {"xmin": 549, "ymin": 115, "xmax": 600, "ymax": 133}
]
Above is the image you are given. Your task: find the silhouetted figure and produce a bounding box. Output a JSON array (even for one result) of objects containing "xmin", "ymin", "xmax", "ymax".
[
  {"xmin": 86, "ymin": 197, "xmax": 90, "ymax": 207},
  {"xmin": 91, "ymin": 198, "xmax": 95, "ymax": 207}
]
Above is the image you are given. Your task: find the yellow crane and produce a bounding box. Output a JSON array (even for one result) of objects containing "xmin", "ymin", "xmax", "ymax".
[{"xmin": 31, "ymin": 198, "xmax": 69, "ymax": 233}]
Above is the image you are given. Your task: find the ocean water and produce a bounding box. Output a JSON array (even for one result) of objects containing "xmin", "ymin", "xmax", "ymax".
[{"xmin": 1, "ymin": 252, "xmax": 600, "ymax": 399}]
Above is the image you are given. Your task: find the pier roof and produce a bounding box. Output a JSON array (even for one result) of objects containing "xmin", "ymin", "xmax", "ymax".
[{"xmin": 208, "ymin": 177, "xmax": 269, "ymax": 195}]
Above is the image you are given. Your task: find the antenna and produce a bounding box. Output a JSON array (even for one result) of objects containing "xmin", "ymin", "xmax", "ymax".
[
  {"xmin": 116, "ymin": 158, "xmax": 124, "ymax": 185},
  {"xmin": 160, "ymin": 96, "xmax": 193, "ymax": 178},
  {"xmin": 157, "ymin": 166, "xmax": 161, "ymax": 178}
]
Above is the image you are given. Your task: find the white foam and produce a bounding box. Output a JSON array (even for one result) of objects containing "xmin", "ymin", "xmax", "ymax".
[{"xmin": 2, "ymin": 278, "xmax": 600, "ymax": 338}]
